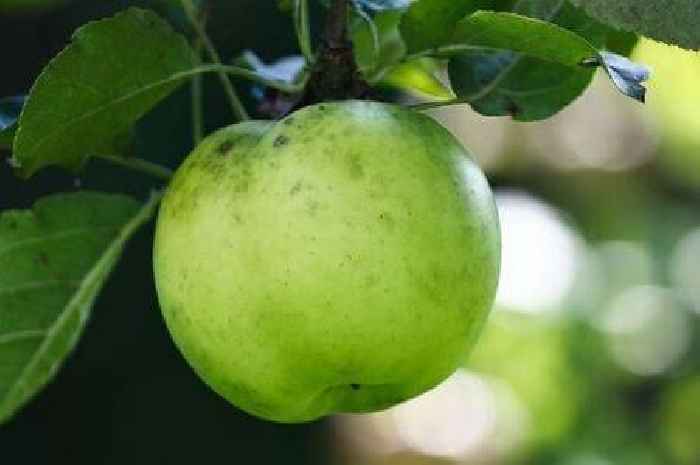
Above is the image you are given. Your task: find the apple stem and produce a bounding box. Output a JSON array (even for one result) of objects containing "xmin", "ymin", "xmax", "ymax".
[
  {"xmin": 292, "ymin": 0, "xmax": 376, "ymax": 109},
  {"xmin": 325, "ymin": 0, "xmax": 350, "ymax": 49}
]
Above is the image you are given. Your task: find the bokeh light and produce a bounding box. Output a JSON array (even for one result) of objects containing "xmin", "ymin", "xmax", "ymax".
[
  {"xmin": 526, "ymin": 75, "xmax": 657, "ymax": 172},
  {"xmin": 571, "ymin": 241, "xmax": 655, "ymax": 319},
  {"xmin": 634, "ymin": 38, "xmax": 700, "ymax": 187},
  {"xmin": 391, "ymin": 370, "xmax": 528, "ymax": 462},
  {"xmin": 429, "ymin": 106, "xmax": 509, "ymax": 171},
  {"xmin": 333, "ymin": 370, "xmax": 529, "ymax": 464},
  {"xmin": 494, "ymin": 191, "xmax": 584, "ymax": 314},
  {"xmin": 595, "ymin": 286, "xmax": 691, "ymax": 376},
  {"xmin": 670, "ymin": 228, "xmax": 700, "ymax": 314},
  {"xmin": 467, "ymin": 313, "xmax": 583, "ymax": 448}
]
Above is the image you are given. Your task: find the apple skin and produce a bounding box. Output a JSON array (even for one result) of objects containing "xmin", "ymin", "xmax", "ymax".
[{"xmin": 153, "ymin": 101, "xmax": 500, "ymax": 423}]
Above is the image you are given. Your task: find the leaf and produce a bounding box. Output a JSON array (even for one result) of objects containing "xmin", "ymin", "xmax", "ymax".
[
  {"xmin": 351, "ymin": 7, "xmax": 452, "ymax": 99},
  {"xmin": 277, "ymin": 0, "xmax": 293, "ymax": 12},
  {"xmin": 449, "ymin": 52, "xmax": 594, "ymax": 120},
  {"xmin": 352, "ymin": 9, "xmax": 406, "ymax": 74},
  {"xmin": 400, "ymin": 0, "xmax": 493, "ymax": 53},
  {"xmin": 12, "ymin": 8, "xmax": 197, "ymax": 178},
  {"xmin": 0, "ymin": 191, "xmax": 161, "ymax": 425},
  {"xmin": 605, "ymin": 29, "xmax": 639, "ymax": 57},
  {"xmin": 569, "ymin": 0, "xmax": 700, "ymax": 51},
  {"xmin": 449, "ymin": 11, "xmax": 597, "ymax": 67},
  {"xmin": 0, "ymin": 96, "xmax": 25, "ymax": 150},
  {"xmin": 594, "ymin": 51, "xmax": 651, "ymax": 102},
  {"xmin": 383, "ymin": 59, "xmax": 454, "ymax": 99},
  {"xmin": 447, "ymin": 1, "xmax": 601, "ymax": 121}
]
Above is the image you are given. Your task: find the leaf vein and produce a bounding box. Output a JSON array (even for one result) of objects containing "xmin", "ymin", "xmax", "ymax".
[
  {"xmin": 0, "ymin": 279, "xmax": 81, "ymax": 296},
  {"xmin": 0, "ymin": 330, "xmax": 46, "ymax": 346},
  {"xmin": 0, "ymin": 226, "xmax": 117, "ymax": 259}
]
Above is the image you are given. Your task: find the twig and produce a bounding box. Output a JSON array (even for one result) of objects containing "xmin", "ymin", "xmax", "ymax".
[
  {"xmin": 325, "ymin": 0, "xmax": 350, "ymax": 49},
  {"xmin": 191, "ymin": 38, "xmax": 205, "ymax": 145},
  {"xmin": 94, "ymin": 154, "xmax": 173, "ymax": 181},
  {"xmin": 180, "ymin": 0, "xmax": 250, "ymax": 121},
  {"xmin": 295, "ymin": 0, "xmax": 314, "ymax": 64}
]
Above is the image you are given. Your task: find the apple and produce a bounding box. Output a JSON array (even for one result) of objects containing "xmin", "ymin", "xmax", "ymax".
[{"xmin": 153, "ymin": 100, "xmax": 500, "ymax": 423}]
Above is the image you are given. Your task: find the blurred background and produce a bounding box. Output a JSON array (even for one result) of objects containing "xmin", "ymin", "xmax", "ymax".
[{"xmin": 1, "ymin": 1, "xmax": 699, "ymax": 464}]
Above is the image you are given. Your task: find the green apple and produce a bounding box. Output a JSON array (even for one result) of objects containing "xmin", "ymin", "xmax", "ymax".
[{"xmin": 153, "ymin": 101, "xmax": 500, "ymax": 423}]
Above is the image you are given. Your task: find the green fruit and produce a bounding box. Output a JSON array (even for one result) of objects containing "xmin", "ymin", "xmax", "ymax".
[{"xmin": 153, "ymin": 101, "xmax": 500, "ymax": 423}]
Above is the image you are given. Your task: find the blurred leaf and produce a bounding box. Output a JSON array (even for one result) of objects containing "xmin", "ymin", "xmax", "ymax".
[
  {"xmin": 318, "ymin": 0, "xmax": 409, "ymax": 10},
  {"xmin": 605, "ymin": 29, "xmax": 639, "ymax": 57},
  {"xmin": 0, "ymin": 192, "xmax": 161, "ymax": 425},
  {"xmin": 569, "ymin": 0, "xmax": 700, "ymax": 51},
  {"xmin": 659, "ymin": 376, "xmax": 700, "ymax": 465},
  {"xmin": 12, "ymin": 8, "xmax": 197, "ymax": 178},
  {"xmin": 467, "ymin": 312, "xmax": 583, "ymax": 446},
  {"xmin": 353, "ymin": 0, "xmax": 410, "ymax": 11},
  {"xmin": 0, "ymin": 131, "xmax": 14, "ymax": 151},
  {"xmin": 634, "ymin": 38, "xmax": 700, "ymax": 188},
  {"xmin": 383, "ymin": 59, "xmax": 453, "ymax": 99},
  {"xmin": 0, "ymin": 0, "xmax": 71, "ymax": 14},
  {"xmin": 595, "ymin": 51, "xmax": 651, "ymax": 102},
  {"xmin": 235, "ymin": 51, "xmax": 305, "ymax": 84},
  {"xmin": 0, "ymin": 96, "xmax": 24, "ymax": 150},
  {"xmin": 400, "ymin": 0, "xmax": 491, "ymax": 53},
  {"xmin": 277, "ymin": 0, "xmax": 293, "ymax": 12},
  {"xmin": 352, "ymin": 9, "xmax": 406, "ymax": 74}
]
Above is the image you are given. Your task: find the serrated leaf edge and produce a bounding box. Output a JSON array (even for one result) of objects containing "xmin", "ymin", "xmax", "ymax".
[{"xmin": 12, "ymin": 7, "xmax": 196, "ymax": 177}]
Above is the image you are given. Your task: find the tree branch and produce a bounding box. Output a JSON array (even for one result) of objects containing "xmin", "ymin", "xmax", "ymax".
[
  {"xmin": 180, "ymin": 0, "xmax": 250, "ymax": 121},
  {"xmin": 325, "ymin": 0, "xmax": 350, "ymax": 49},
  {"xmin": 294, "ymin": 0, "xmax": 375, "ymax": 107},
  {"xmin": 94, "ymin": 154, "xmax": 173, "ymax": 181}
]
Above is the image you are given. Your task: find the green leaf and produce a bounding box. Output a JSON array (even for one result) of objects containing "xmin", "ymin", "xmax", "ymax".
[
  {"xmin": 12, "ymin": 8, "xmax": 197, "ymax": 178},
  {"xmin": 448, "ymin": 52, "xmax": 594, "ymax": 120},
  {"xmin": 604, "ymin": 28, "xmax": 639, "ymax": 57},
  {"xmin": 0, "ymin": 130, "xmax": 14, "ymax": 151},
  {"xmin": 383, "ymin": 59, "xmax": 454, "ymax": 99},
  {"xmin": 353, "ymin": 9, "xmax": 406, "ymax": 75},
  {"xmin": 569, "ymin": 0, "xmax": 700, "ymax": 51},
  {"xmin": 0, "ymin": 191, "xmax": 161, "ymax": 425},
  {"xmin": 446, "ymin": 2, "xmax": 602, "ymax": 121},
  {"xmin": 400, "ymin": 0, "xmax": 494, "ymax": 53},
  {"xmin": 449, "ymin": 11, "xmax": 597, "ymax": 67},
  {"xmin": 0, "ymin": 96, "xmax": 25, "ymax": 151}
]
